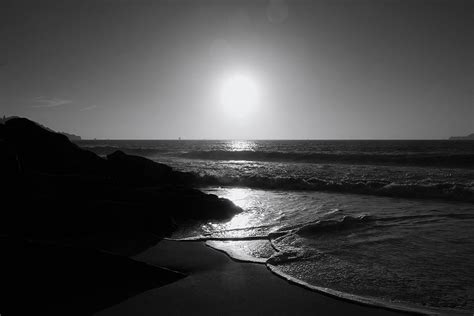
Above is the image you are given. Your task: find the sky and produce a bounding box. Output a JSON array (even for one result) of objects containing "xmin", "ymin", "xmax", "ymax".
[{"xmin": 1, "ymin": 0, "xmax": 473, "ymax": 139}]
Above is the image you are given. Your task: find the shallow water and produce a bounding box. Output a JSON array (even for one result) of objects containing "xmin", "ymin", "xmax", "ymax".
[{"xmin": 175, "ymin": 187, "xmax": 474, "ymax": 314}]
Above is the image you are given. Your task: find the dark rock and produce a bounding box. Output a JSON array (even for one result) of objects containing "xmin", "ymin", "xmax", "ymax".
[
  {"xmin": 1, "ymin": 116, "xmax": 241, "ymax": 253},
  {"xmin": 107, "ymin": 150, "xmax": 173, "ymax": 185},
  {"xmin": 4, "ymin": 117, "xmax": 105, "ymax": 174},
  {"xmin": 106, "ymin": 150, "xmax": 199, "ymax": 187},
  {"xmin": 136, "ymin": 186, "xmax": 242, "ymax": 221},
  {"xmin": 0, "ymin": 138, "xmax": 21, "ymax": 178}
]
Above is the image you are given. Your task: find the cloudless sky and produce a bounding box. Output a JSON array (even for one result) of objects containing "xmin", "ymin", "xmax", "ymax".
[{"xmin": 1, "ymin": 0, "xmax": 473, "ymax": 139}]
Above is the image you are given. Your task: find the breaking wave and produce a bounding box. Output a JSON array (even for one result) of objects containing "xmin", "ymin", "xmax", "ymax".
[
  {"xmin": 294, "ymin": 215, "xmax": 375, "ymax": 235},
  {"xmin": 79, "ymin": 143, "xmax": 474, "ymax": 169},
  {"xmin": 178, "ymin": 150, "xmax": 474, "ymax": 168},
  {"xmin": 78, "ymin": 144, "xmax": 474, "ymax": 202},
  {"xmin": 196, "ymin": 174, "xmax": 474, "ymax": 202}
]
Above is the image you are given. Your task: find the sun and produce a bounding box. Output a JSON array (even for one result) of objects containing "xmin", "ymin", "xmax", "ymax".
[{"xmin": 219, "ymin": 73, "xmax": 260, "ymax": 118}]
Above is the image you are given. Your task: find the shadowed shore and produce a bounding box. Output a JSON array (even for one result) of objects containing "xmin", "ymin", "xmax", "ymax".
[{"xmin": 96, "ymin": 240, "xmax": 404, "ymax": 316}]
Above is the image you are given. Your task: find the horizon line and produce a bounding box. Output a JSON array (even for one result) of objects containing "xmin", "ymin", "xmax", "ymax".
[{"xmin": 74, "ymin": 138, "xmax": 462, "ymax": 141}]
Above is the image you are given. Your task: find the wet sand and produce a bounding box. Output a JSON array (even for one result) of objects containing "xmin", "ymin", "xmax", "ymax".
[{"xmin": 96, "ymin": 240, "xmax": 405, "ymax": 316}]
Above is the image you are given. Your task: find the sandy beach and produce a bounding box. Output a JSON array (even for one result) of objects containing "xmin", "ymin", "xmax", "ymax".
[{"xmin": 96, "ymin": 240, "xmax": 404, "ymax": 316}]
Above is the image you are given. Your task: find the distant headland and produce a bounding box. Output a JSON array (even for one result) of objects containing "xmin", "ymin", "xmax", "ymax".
[{"xmin": 449, "ymin": 133, "xmax": 474, "ymax": 140}]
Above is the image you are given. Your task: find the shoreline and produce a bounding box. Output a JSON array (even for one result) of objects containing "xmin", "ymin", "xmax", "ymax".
[
  {"xmin": 205, "ymin": 240, "xmax": 465, "ymax": 316},
  {"xmin": 96, "ymin": 240, "xmax": 406, "ymax": 316}
]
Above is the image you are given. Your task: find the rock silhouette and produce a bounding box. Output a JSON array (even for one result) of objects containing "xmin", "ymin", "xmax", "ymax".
[
  {"xmin": 1, "ymin": 117, "xmax": 241, "ymax": 246},
  {"xmin": 0, "ymin": 117, "xmax": 241, "ymax": 314},
  {"xmin": 3, "ymin": 117, "xmax": 104, "ymax": 174}
]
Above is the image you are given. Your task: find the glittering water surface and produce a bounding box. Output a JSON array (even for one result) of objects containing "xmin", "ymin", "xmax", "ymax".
[
  {"xmin": 78, "ymin": 139, "xmax": 474, "ymax": 313},
  {"xmin": 177, "ymin": 187, "xmax": 474, "ymax": 313},
  {"xmin": 79, "ymin": 139, "xmax": 474, "ymax": 202}
]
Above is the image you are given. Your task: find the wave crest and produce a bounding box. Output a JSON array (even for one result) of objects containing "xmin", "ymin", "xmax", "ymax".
[
  {"xmin": 197, "ymin": 174, "xmax": 474, "ymax": 202},
  {"xmin": 179, "ymin": 150, "xmax": 474, "ymax": 168},
  {"xmin": 296, "ymin": 215, "xmax": 375, "ymax": 236}
]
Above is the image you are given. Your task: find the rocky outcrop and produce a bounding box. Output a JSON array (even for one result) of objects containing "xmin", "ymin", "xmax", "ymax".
[
  {"xmin": 0, "ymin": 117, "xmax": 241, "ymax": 253},
  {"xmin": 1, "ymin": 115, "xmax": 82, "ymax": 140},
  {"xmin": 106, "ymin": 150, "xmax": 198, "ymax": 187},
  {"xmin": 107, "ymin": 150, "xmax": 173, "ymax": 185},
  {"xmin": 3, "ymin": 117, "xmax": 104, "ymax": 174}
]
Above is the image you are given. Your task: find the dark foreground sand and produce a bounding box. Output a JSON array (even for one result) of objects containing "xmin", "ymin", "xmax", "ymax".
[{"xmin": 96, "ymin": 240, "xmax": 404, "ymax": 316}]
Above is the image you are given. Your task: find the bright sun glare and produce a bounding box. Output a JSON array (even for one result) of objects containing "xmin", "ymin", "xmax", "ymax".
[{"xmin": 219, "ymin": 73, "xmax": 260, "ymax": 118}]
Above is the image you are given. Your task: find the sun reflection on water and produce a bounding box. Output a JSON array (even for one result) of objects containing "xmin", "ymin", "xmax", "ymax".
[
  {"xmin": 204, "ymin": 188, "xmax": 255, "ymax": 232},
  {"xmin": 224, "ymin": 188, "xmax": 250, "ymax": 208},
  {"xmin": 228, "ymin": 140, "xmax": 256, "ymax": 151}
]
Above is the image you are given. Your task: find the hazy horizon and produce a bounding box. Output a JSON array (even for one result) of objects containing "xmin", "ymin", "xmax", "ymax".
[{"xmin": 1, "ymin": 0, "xmax": 473, "ymax": 139}]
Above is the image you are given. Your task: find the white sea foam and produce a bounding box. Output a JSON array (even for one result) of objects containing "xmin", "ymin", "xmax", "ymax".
[
  {"xmin": 78, "ymin": 140, "xmax": 474, "ymax": 313},
  {"xmin": 205, "ymin": 240, "xmax": 270, "ymax": 264},
  {"xmin": 176, "ymin": 187, "xmax": 474, "ymax": 314}
]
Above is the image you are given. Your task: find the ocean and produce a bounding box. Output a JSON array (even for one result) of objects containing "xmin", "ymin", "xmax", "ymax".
[{"xmin": 78, "ymin": 139, "xmax": 474, "ymax": 314}]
